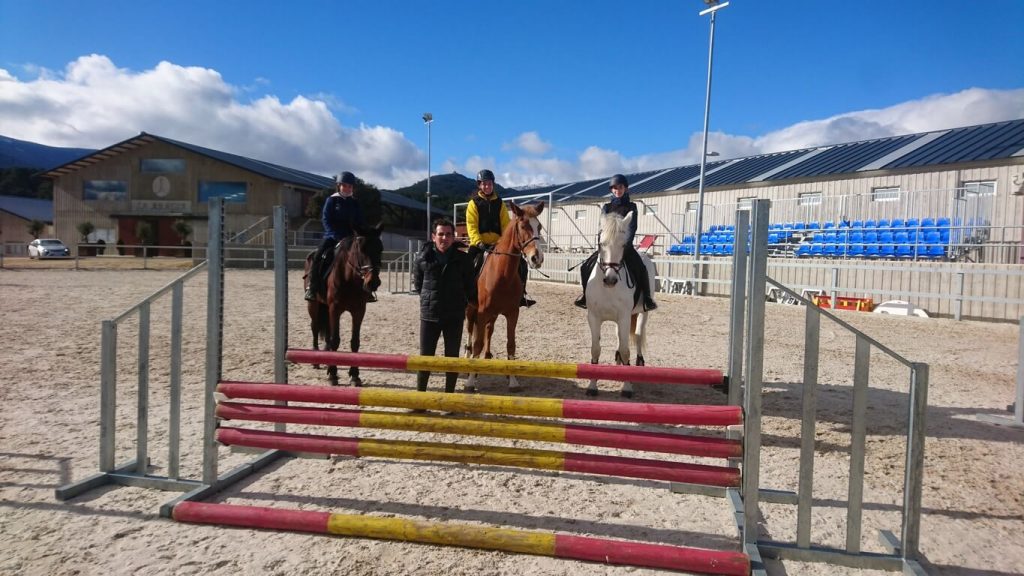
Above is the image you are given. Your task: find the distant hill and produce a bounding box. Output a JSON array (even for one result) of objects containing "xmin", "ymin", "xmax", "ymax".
[
  {"xmin": 389, "ymin": 172, "xmax": 515, "ymax": 215},
  {"xmin": 0, "ymin": 135, "xmax": 94, "ymax": 170}
]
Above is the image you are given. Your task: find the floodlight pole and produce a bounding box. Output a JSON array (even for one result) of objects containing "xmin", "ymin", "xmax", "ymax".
[
  {"xmin": 423, "ymin": 112, "xmax": 434, "ymax": 239},
  {"xmin": 692, "ymin": 1, "xmax": 728, "ymax": 281}
]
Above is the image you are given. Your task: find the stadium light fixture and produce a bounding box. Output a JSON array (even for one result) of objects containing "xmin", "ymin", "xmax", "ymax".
[{"xmin": 693, "ymin": 1, "xmax": 728, "ymax": 278}]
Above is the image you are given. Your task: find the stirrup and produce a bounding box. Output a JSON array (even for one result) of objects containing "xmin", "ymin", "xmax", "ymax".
[
  {"xmin": 574, "ymin": 295, "xmax": 587, "ymax": 309},
  {"xmin": 520, "ymin": 296, "xmax": 536, "ymax": 308},
  {"xmin": 643, "ymin": 298, "xmax": 658, "ymax": 312},
  {"xmin": 367, "ymin": 292, "xmax": 378, "ymax": 303}
]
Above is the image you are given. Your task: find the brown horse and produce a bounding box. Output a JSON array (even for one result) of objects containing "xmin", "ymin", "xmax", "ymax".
[
  {"xmin": 304, "ymin": 224, "xmax": 383, "ymax": 385},
  {"xmin": 464, "ymin": 201, "xmax": 545, "ymax": 392}
]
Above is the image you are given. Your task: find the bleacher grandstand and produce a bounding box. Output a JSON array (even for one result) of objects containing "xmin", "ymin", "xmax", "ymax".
[{"xmin": 667, "ymin": 216, "xmax": 991, "ymax": 261}]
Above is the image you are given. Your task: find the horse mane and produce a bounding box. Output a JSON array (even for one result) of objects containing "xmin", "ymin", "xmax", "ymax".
[{"xmin": 600, "ymin": 212, "xmax": 629, "ymax": 247}]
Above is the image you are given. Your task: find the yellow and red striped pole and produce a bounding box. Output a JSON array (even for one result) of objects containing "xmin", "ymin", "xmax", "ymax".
[
  {"xmin": 216, "ymin": 427, "xmax": 740, "ymax": 487},
  {"xmin": 173, "ymin": 501, "xmax": 750, "ymax": 575},
  {"xmin": 285, "ymin": 349, "xmax": 724, "ymax": 386},
  {"xmin": 216, "ymin": 401, "xmax": 741, "ymax": 458},
  {"xmin": 217, "ymin": 382, "xmax": 742, "ymax": 427}
]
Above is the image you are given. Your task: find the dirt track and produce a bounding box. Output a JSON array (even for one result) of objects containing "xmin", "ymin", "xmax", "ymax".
[{"xmin": 1, "ymin": 268, "xmax": 1021, "ymax": 575}]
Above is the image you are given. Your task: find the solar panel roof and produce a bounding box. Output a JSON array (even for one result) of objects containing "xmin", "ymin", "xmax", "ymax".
[
  {"xmin": 771, "ymin": 135, "xmax": 920, "ymax": 180},
  {"xmin": 883, "ymin": 120, "xmax": 1024, "ymax": 168}
]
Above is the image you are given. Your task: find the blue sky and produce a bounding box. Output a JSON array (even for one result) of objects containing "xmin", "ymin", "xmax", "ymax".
[{"xmin": 1, "ymin": 0, "xmax": 1022, "ymax": 189}]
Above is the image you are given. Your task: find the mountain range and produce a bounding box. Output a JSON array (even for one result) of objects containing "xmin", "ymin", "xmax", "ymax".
[{"xmin": 0, "ymin": 135, "xmax": 94, "ymax": 170}]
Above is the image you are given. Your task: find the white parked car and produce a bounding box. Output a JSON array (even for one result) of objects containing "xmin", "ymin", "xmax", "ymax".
[{"xmin": 28, "ymin": 238, "xmax": 71, "ymax": 259}]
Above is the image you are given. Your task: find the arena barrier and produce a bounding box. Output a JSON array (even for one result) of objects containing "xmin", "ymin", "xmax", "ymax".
[
  {"xmin": 284, "ymin": 349, "xmax": 725, "ymax": 386},
  {"xmin": 58, "ymin": 198, "xmax": 930, "ymax": 575},
  {"xmin": 173, "ymin": 501, "xmax": 751, "ymax": 576}
]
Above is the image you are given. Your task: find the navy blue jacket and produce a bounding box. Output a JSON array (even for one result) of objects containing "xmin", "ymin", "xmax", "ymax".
[
  {"xmin": 322, "ymin": 194, "xmax": 365, "ymax": 241},
  {"xmin": 602, "ymin": 193, "xmax": 639, "ymax": 246}
]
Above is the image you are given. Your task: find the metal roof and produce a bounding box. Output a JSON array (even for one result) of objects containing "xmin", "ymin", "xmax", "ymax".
[
  {"xmin": 40, "ymin": 132, "xmax": 436, "ymax": 213},
  {"xmin": 522, "ymin": 118, "xmax": 1024, "ymax": 199},
  {"xmin": 0, "ymin": 195, "xmax": 53, "ymax": 222}
]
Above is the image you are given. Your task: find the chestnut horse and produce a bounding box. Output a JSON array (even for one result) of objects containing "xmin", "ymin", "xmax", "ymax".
[
  {"xmin": 304, "ymin": 224, "xmax": 383, "ymax": 385},
  {"xmin": 464, "ymin": 201, "xmax": 545, "ymax": 392}
]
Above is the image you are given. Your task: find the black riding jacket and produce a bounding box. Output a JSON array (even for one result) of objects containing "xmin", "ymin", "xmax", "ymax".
[
  {"xmin": 413, "ymin": 242, "xmax": 476, "ymax": 322},
  {"xmin": 602, "ymin": 193, "xmax": 639, "ymax": 246}
]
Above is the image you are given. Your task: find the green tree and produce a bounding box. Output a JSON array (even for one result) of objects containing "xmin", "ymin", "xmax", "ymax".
[
  {"xmin": 135, "ymin": 221, "xmax": 155, "ymax": 245},
  {"xmin": 76, "ymin": 221, "xmax": 96, "ymax": 242},
  {"xmin": 27, "ymin": 219, "xmax": 45, "ymax": 239},
  {"xmin": 173, "ymin": 219, "xmax": 193, "ymax": 245},
  {"xmin": 305, "ymin": 177, "xmax": 383, "ymax": 229}
]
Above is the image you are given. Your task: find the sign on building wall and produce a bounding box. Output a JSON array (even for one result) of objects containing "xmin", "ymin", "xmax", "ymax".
[{"xmin": 131, "ymin": 200, "xmax": 192, "ymax": 213}]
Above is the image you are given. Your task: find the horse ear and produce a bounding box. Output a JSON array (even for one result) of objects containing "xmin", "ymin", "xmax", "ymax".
[
  {"xmin": 374, "ymin": 222, "xmax": 383, "ymax": 232},
  {"xmin": 623, "ymin": 211, "xmax": 634, "ymax": 226},
  {"xmin": 534, "ymin": 201, "xmax": 545, "ymax": 215},
  {"xmin": 508, "ymin": 201, "xmax": 524, "ymax": 218}
]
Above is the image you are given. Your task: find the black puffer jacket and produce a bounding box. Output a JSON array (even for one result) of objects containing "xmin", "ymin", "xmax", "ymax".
[{"xmin": 413, "ymin": 242, "xmax": 476, "ymax": 322}]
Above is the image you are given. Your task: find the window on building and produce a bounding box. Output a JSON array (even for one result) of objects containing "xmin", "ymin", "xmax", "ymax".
[
  {"xmin": 738, "ymin": 197, "xmax": 757, "ymax": 210},
  {"xmin": 199, "ymin": 181, "xmax": 247, "ymax": 203},
  {"xmin": 962, "ymin": 181, "xmax": 996, "ymax": 196},
  {"xmin": 83, "ymin": 180, "xmax": 128, "ymax": 201},
  {"xmin": 686, "ymin": 201, "xmax": 698, "ymax": 213},
  {"xmin": 574, "ymin": 209, "xmax": 586, "ymax": 219},
  {"xmin": 140, "ymin": 158, "xmax": 186, "ymax": 173},
  {"xmin": 798, "ymin": 191, "xmax": 822, "ymax": 206},
  {"xmin": 872, "ymin": 187, "xmax": 900, "ymax": 202},
  {"xmin": 643, "ymin": 203, "xmax": 658, "ymax": 215},
  {"xmin": 549, "ymin": 211, "xmax": 558, "ymax": 221}
]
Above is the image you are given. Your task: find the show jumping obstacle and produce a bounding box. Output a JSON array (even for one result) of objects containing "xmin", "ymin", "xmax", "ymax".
[{"xmin": 58, "ymin": 198, "xmax": 931, "ymax": 575}]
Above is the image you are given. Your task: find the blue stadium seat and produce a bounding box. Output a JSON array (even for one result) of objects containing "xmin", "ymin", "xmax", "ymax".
[
  {"xmin": 850, "ymin": 231, "xmax": 864, "ymax": 243},
  {"xmin": 823, "ymin": 244, "xmax": 838, "ymax": 258},
  {"xmin": 880, "ymin": 244, "xmax": 896, "ymax": 259},
  {"xmin": 896, "ymin": 243, "xmax": 914, "ymax": 259},
  {"xmin": 807, "ymin": 222, "xmax": 821, "ymax": 231},
  {"xmin": 851, "ymin": 220, "xmax": 864, "ymax": 228},
  {"xmin": 864, "ymin": 231, "xmax": 879, "ymax": 244},
  {"xmin": 863, "ymin": 219, "xmax": 877, "ymax": 230},
  {"xmin": 890, "ymin": 218, "xmax": 905, "ymax": 229},
  {"xmin": 810, "ymin": 244, "xmax": 825, "ymax": 257},
  {"xmin": 895, "ymin": 231, "xmax": 909, "ymax": 244},
  {"xmin": 937, "ymin": 217, "xmax": 951, "ymax": 227},
  {"xmin": 848, "ymin": 244, "xmax": 866, "ymax": 258},
  {"xmin": 796, "ymin": 244, "xmax": 812, "ymax": 258},
  {"xmin": 865, "ymin": 244, "xmax": 881, "ymax": 259},
  {"xmin": 876, "ymin": 218, "xmax": 890, "ymax": 229},
  {"xmin": 905, "ymin": 218, "xmax": 920, "ymax": 229},
  {"xmin": 879, "ymin": 231, "xmax": 895, "ymax": 244},
  {"xmin": 925, "ymin": 244, "xmax": 945, "ymax": 260},
  {"xmin": 925, "ymin": 230, "xmax": 941, "ymax": 244},
  {"xmin": 823, "ymin": 221, "xmax": 836, "ymax": 229}
]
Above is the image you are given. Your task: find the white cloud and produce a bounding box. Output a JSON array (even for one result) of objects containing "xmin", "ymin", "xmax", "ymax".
[
  {"xmin": 1, "ymin": 56, "xmax": 1021, "ymax": 191},
  {"xmin": 0, "ymin": 55, "xmax": 423, "ymax": 189},
  {"xmin": 490, "ymin": 87, "xmax": 1024, "ymax": 187},
  {"xmin": 503, "ymin": 131, "xmax": 552, "ymax": 155}
]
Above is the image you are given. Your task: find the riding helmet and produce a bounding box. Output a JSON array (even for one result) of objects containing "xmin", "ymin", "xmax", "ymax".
[
  {"xmin": 337, "ymin": 171, "xmax": 357, "ymax": 186},
  {"xmin": 476, "ymin": 169, "xmax": 495, "ymax": 182},
  {"xmin": 610, "ymin": 174, "xmax": 628, "ymax": 188}
]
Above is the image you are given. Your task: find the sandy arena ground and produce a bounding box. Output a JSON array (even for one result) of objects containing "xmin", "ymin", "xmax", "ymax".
[{"xmin": 1, "ymin": 267, "xmax": 1022, "ymax": 575}]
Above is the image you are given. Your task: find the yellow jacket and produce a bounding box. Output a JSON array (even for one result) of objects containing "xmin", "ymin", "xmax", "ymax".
[{"xmin": 465, "ymin": 191, "xmax": 510, "ymax": 247}]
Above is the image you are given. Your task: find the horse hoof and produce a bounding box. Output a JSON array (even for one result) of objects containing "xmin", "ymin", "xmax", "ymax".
[
  {"xmin": 329, "ymin": 377, "xmax": 340, "ymax": 387},
  {"xmin": 350, "ymin": 377, "xmax": 362, "ymax": 387},
  {"xmin": 620, "ymin": 389, "xmax": 634, "ymax": 399},
  {"xmin": 585, "ymin": 388, "xmax": 598, "ymax": 397}
]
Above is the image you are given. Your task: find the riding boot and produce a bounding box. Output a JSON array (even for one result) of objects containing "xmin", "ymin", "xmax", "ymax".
[
  {"xmin": 575, "ymin": 252, "xmax": 597, "ymax": 309},
  {"xmin": 518, "ymin": 259, "xmax": 536, "ymax": 307},
  {"xmin": 625, "ymin": 248, "xmax": 657, "ymax": 311},
  {"xmin": 416, "ymin": 371, "xmax": 429, "ymax": 392},
  {"xmin": 367, "ymin": 292, "xmax": 378, "ymax": 303},
  {"xmin": 305, "ymin": 260, "xmax": 319, "ymax": 301}
]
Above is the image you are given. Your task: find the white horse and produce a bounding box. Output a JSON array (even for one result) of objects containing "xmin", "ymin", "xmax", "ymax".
[{"xmin": 583, "ymin": 212, "xmax": 657, "ymax": 398}]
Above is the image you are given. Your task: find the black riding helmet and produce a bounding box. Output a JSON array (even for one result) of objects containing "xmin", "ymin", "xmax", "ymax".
[
  {"xmin": 476, "ymin": 169, "xmax": 495, "ymax": 182},
  {"xmin": 610, "ymin": 174, "xmax": 628, "ymax": 189},
  {"xmin": 336, "ymin": 171, "xmax": 357, "ymax": 186}
]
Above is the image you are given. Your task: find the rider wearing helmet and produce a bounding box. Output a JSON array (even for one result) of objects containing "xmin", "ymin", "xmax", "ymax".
[
  {"xmin": 305, "ymin": 171, "xmax": 373, "ymax": 302},
  {"xmin": 465, "ymin": 169, "xmax": 535, "ymax": 307},
  {"xmin": 573, "ymin": 174, "xmax": 657, "ymax": 311}
]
